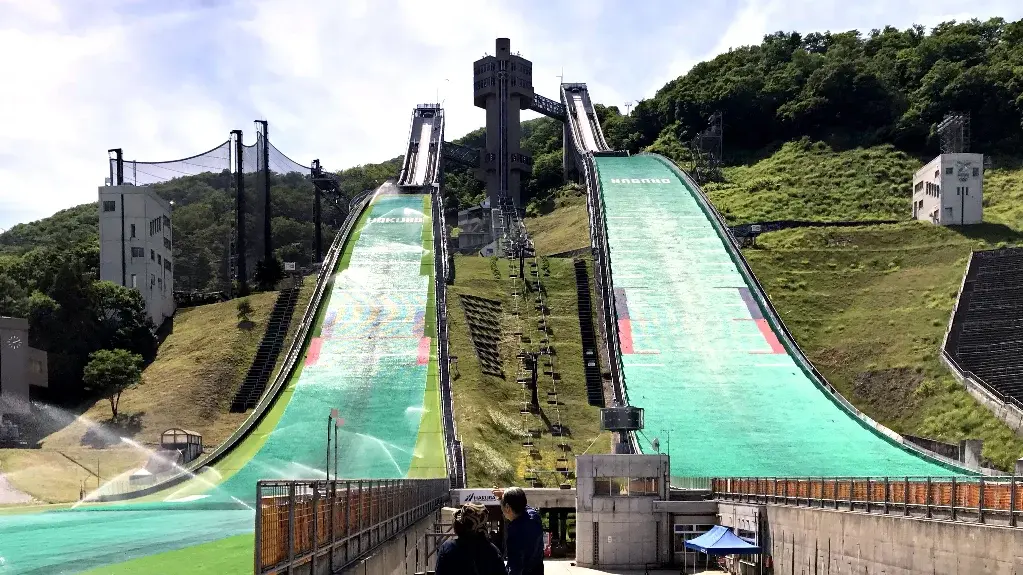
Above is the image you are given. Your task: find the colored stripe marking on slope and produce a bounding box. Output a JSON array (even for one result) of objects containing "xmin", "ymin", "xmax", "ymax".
[
  {"xmin": 752, "ymin": 319, "xmax": 785, "ymax": 354},
  {"xmin": 417, "ymin": 337, "xmax": 431, "ymax": 365},
  {"xmin": 305, "ymin": 338, "xmax": 323, "ymax": 366}
]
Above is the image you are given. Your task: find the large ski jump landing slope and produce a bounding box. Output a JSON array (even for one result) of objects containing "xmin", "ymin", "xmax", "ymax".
[{"xmin": 0, "ymin": 191, "xmax": 444, "ymax": 574}]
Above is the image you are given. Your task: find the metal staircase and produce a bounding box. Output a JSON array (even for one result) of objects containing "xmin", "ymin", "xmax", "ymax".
[
  {"xmin": 230, "ymin": 281, "xmax": 303, "ymax": 412},
  {"xmin": 574, "ymin": 259, "xmax": 604, "ymax": 407}
]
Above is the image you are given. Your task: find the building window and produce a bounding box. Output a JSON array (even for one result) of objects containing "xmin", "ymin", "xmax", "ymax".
[
  {"xmin": 131, "ymin": 274, "xmax": 137, "ymax": 288},
  {"xmin": 158, "ymin": 277, "xmax": 162, "ymax": 289},
  {"xmin": 592, "ymin": 477, "xmax": 661, "ymax": 497},
  {"xmin": 151, "ymin": 274, "xmax": 156, "ymax": 288},
  {"xmin": 164, "ymin": 237, "xmax": 171, "ymax": 250},
  {"xmin": 131, "ymin": 247, "xmax": 144, "ymax": 258},
  {"xmin": 157, "ymin": 254, "xmax": 162, "ymax": 265},
  {"xmin": 103, "ymin": 200, "xmax": 116, "ymax": 212},
  {"xmin": 934, "ymin": 170, "xmax": 939, "ymax": 178},
  {"xmin": 130, "ymin": 224, "xmax": 136, "ymax": 238},
  {"xmin": 965, "ymin": 186, "xmax": 969, "ymax": 195},
  {"xmin": 151, "ymin": 249, "xmax": 155, "ymax": 261},
  {"xmin": 946, "ymin": 167, "xmax": 953, "ymax": 174},
  {"xmin": 164, "ymin": 259, "xmax": 172, "ymax": 271},
  {"xmin": 162, "ymin": 215, "xmax": 170, "ymax": 228},
  {"xmin": 972, "ymin": 167, "xmax": 979, "ymax": 177}
]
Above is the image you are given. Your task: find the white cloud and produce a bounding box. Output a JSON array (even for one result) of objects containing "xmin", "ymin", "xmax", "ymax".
[{"xmin": 1, "ymin": 0, "xmax": 1021, "ymax": 229}]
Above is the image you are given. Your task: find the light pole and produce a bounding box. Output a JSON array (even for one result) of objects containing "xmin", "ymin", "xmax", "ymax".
[{"xmin": 327, "ymin": 408, "xmax": 342, "ymax": 481}]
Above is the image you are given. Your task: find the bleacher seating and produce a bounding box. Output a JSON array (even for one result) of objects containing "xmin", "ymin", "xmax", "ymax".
[
  {"xmin": 459, "ymin": 294, "xmax": 504, "ymax": 376},
  {"xmin": 230, "ymin": 281, "xmax": 304, "ymax": 412},
  {"xmin": 948, "ymin": 247, "xmax": 1023, "ymax": 403}
]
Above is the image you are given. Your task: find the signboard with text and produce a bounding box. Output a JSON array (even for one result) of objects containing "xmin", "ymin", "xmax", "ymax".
[{"xmin": 452, "ymin": 489, "xmax": 500, "ymax": 506}]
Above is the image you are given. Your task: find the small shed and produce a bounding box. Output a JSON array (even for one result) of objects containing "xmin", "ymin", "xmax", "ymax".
[{"xmin": 160, "ymin": 428, "xmax": 203, "ymax": 463}]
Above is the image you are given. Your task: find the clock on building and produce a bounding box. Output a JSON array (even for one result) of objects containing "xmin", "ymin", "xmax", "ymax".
[
  {"xmin": 956, "ymin": 161, "xmax": 972, "ymax": 182},
  {"xmin": 6, "ymin": 335, "xmax": 22, "ymax": 350}
]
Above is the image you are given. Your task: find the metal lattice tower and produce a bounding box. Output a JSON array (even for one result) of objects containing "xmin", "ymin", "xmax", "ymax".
[
  {"xmin": 937, "ymin": 112, "xmax": 970, "ymax": 154},
  {"xmin": 688, "ymin": 111, "xmax": 724, "ymax": 184}
]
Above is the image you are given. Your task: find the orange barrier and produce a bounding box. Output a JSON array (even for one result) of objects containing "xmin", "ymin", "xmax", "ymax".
[
  {"xmin": 712, "ymin": 476, "xmax": 1021, "ymax": 526},
  {"xmin": 256, "ymin": 479, "xmax": 448, "ymax": 575}
]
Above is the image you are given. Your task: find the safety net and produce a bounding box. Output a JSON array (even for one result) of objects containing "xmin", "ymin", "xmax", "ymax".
[
  {"xmin": 107, "ymin": 128, "xmax": 319, "ymax": 291},
  {"xmin": 593, "ymin": 155, "xmax": 961, "ymax": 478}
]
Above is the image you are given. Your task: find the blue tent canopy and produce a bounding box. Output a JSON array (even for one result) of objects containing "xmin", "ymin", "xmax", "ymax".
[{"xmin": 684, "ymin": 526, "xmax": 761, "ymax": 555}]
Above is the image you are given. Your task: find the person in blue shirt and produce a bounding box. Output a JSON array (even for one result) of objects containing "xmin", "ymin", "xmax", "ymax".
[{"xmin": 495, "ymin": 487, "xmax": 544, "ymax": 575}]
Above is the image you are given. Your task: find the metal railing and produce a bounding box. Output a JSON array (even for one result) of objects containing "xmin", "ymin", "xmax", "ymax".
[
  {"xmin": 255, "ymin": 478, "xmax": 449, "ymax": 575},
  {"xmin": 431, "ymin": 185, "xmax": 463, "ymax": 487},
  {"xmin": 644, "ymin": 153, "xmax": 976, "ymax": 475},
  {"xmin": 671, "ymin": 477, "xmax": 713, "ymax": 491},
  {"xmin": 713, "ymin": 476, "xmax": 1021, "ymax": 527},
  {"xmin": 562, "ymin": 84, "xmax": 636, "ymax": 454}
]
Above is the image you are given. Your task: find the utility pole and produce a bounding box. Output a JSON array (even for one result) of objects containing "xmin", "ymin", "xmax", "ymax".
[
  {"xmin": 232, "ymin": 129, "xmax": 248, "ymax": 296},
  {"xmin": 256, "ymin": 120, "xmax": 272, "ymax": 264},
  {"xmin": 312, "ymin": 160, "xmax": 323, "ymax": 263}
]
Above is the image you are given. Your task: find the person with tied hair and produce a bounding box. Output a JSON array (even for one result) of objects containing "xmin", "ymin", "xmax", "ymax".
[{"xmin": 435, "ymin": 502, "xmax": 506, "ymax": 575}]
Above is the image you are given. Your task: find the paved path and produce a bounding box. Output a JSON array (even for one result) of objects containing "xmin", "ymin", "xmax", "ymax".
[
  {"xmin": 0, "ymin": 472, "xmax": 34, "ymax": 504},
  {"xmin": 544, "ymin": 559, "xmax": 713, "ymax": 574}
]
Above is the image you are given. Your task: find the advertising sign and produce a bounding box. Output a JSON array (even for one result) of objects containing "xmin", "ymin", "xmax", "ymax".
[{"xmin": 452, "ymin": 489, "xmax": 500, "ymax": 506}]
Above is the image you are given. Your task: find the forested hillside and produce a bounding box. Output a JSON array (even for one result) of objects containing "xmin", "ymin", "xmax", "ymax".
[{"xmin": 600, "ymin": 18, "xmax": 1023, "ymax": 160}]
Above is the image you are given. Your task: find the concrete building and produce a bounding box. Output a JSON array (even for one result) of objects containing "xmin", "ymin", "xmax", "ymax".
[
  {"xmin": 472, "ymin": 38, "xmax": 533, "ymax": 209},
  {"xmin": 455, "ymin": 201, "xmax": 493, "ymax": 252},
  {"xmin": 912, "ymin": 153, "xmax": 984, "ymax": 226},
  {"xmin": 0, "ymin": 317, "xmax": 48, "ymax": 429},
  {"xmin": 575, "ymin": 454, "xmax": 716, "ymax": 569},
  {"xmin": 98, "ymin": 185, "xmax": 175, "ymax": 326}
]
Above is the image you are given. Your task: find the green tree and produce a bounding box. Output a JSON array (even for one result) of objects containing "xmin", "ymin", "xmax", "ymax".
[
  {"xmin": 253, "ymin": 258, "xmax": 285, "ymax": 291},
  {"xmin": 89, "ymin": 281, "xmax": 158, "ymax": 363},
  {"xmin": 82, "ymin": 349, "xmax": 143, "ymax": 419},
  {"xmin": 236, "ymin": 298, "xmax": 253, "ymax": 323}
]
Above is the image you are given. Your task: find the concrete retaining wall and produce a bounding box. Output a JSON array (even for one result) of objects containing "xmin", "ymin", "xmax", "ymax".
[
  {"xmin": 720, "ymin": 502, "xmax": 1023, "ymax": 575},
  {"xmin": 340, "ymin": 509, "xmax": 448, "ymax": 575},
  {"xmin": 943, "ymin": 356, "xmax": 1023, "ymax": 437}
]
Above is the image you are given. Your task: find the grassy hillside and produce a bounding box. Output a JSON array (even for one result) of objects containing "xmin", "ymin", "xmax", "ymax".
[
  {"xmin": 703, "ymin": 139, "xmax": 1023, "ymax": 228},
  {"xmin": 447, "ymin": 256, "xmax": 611, "ymax": 487},
  {"xmin": 523, "ymin": 185, "xmax": 591, "ymax": 256},
  {"xmin": 704, "ymin": 140, "xmax": 920, "ymax": 223},
  {"xmin": 745, "ymin": 223, "xmax": 1023, "ymax": 468},
  {"xmin": 0, "ymin": 278, "xmax": 316, "ymax": 503}
]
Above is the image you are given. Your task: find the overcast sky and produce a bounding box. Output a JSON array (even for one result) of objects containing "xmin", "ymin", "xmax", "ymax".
[{"xmin": 1, "ymin": 0, "xmax": 1020, "ymax": 230}]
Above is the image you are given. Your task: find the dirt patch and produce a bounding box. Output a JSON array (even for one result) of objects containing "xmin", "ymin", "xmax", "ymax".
[
  {"xmin": 853, "ymin": 367, "xmax": 924, "ymax": 423},
  {"xmin": 0, "ymin": 473, "xmax": 34, "ymax": 504}
]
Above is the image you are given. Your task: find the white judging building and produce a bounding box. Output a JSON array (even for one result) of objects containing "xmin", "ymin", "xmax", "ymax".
[
  {"xmin": 98, "ymin": 185, "xmax": 176, "ymax": 326},
  {"xmin": 912, "ymin": 153, "xmax": 984, "ymax": 226}
]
